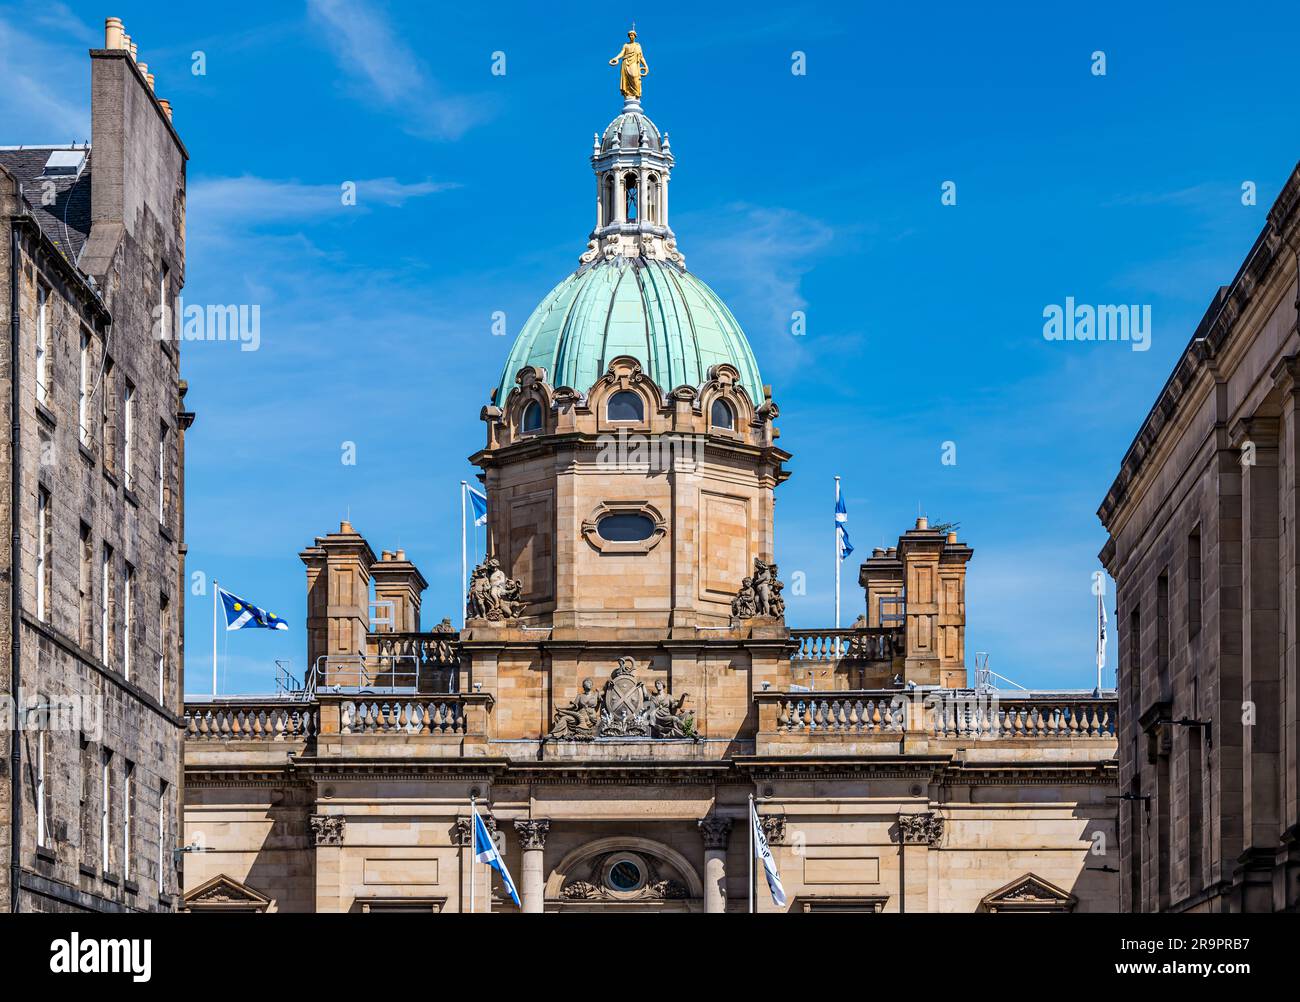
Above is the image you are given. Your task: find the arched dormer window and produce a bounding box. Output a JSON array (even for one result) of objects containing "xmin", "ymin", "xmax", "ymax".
[
  {"xmin": 521, "ymin": 400, "xmax": 543, "ymax": 433},
  {"xmin": 710, "ymin": 398, "xmax": 734, "ymax": 430},
  {"xmin": 607, "ymin": 390, "xmax": 644, "ymax": 422}
]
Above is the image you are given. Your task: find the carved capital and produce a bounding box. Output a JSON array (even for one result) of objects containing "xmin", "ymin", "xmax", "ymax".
[
  {"xmin": 309, "ymin": 815, "xmax": 345, "ymax": 847},
  {"xmin": 514, "ymin": 819, "xmax": 550, "ymax": 851},
  {"xmin": 698, "ymin": 816, "xmax": 732, "ymax": 850},
  {"xmin": 896, "ymin": 812, "xmax": 944, "ymax": 847},
  {"xmin": 451, "ymin": 813, "xmax": 498, "ymax": 847},
  {"xmin": 761, "ymin": 814, "xmax": 786, "ymax": 846}
]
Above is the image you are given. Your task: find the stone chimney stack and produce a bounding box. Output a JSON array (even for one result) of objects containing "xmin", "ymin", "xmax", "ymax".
[
  {"xmin": 859, "ymin": 546, "xmax": 904, "ymax": 628},
  {"xmin": 82, "ymin": 17, "xmax": 187, "ymax": 279},
  {"xmin": 371, "ymin": 549, "xmax": 428, "ymax": 633},
  {"xmin": 299, "ymin": 521, "xmax": 376, "ymax": 681},
  {"xmin": 937, "ymin": 530, "xmax": 974, "ymax": 687}
]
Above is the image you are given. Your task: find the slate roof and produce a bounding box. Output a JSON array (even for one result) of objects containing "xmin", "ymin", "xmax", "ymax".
[{"xmin": 0, "ymin": 145, "xmax": 93, "ymax": 266}]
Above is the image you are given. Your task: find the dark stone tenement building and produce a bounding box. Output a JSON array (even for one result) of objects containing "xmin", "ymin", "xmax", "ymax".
[
  {"xmin": 1099, "ymin": 161, "xmax": 1300, "ymax": 912},
  {"xmin": 1, "ymin": 18, "xmax": 191, "ymax": 911}
]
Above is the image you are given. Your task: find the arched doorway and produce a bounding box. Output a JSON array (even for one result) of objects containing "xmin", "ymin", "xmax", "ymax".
[{"xmin": 546, "ymin": 836, "xmax": 703, "ymax": 913}]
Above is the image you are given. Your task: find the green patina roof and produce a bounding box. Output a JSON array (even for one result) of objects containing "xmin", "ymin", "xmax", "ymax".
[{"xmin": 495, "ymin": 258, "xmax": 764, "ymax": 407}]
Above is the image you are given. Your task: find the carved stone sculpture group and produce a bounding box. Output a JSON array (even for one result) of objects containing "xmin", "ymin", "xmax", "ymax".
[
  {"xmin": 465, "ymin": 556, "xmax": 527, "ymax": 622},
  {"xmin": 549, "ymin": 657, "xmax": 695, "ymax": 740},
  {"xmin": 730, "ymin": 557, "xmax": 785, "ymax": 620}
]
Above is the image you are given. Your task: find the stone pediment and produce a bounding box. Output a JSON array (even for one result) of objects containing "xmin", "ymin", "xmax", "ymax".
[
  {"xmin": 184, "ymin": 873, "xmax": 272, "ymax": 912},
  {"xmin": 979, "ymin": 873, "xmax": 1077, "ymax": 913}
]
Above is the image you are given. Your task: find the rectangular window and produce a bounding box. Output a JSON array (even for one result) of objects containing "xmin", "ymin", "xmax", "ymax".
[
  {"xmin": 1157, "ymin": 572, "xmax": 1169, "ymax": 695},
  {"xmin": 101, "ymin": 357, "xmax": 115, "ymax": 472},
  {"xmin": 36, "ymin": 728, "xmax": 49, "ymax": 848},
  {"xmin": 158, "ymin": 422, "xmax": 169, "ymax": 524},
  {"xmin": 36, "ymin": 281, "xmax": 50, "ymax": 406},
  {"xmin": 158, "ymin": 780, "xmax": 169, "ymax": 892},
  {"xmin": 123, "ymin": 761, "xmax": 135, "ymax": 880},
  {"xmin": 100, "ymin": 749, "xmax": 112, "ymax": 872},
  {"xmin": 158, "ymin": 593, "xmax": 169, "ymax": 704},
  {"xmin": 101, "ymin": 544, "xmax": 113, "ymax": 666},
  {"xmin": 123, "ymin": 562, "xmax": 135, "ymax": 681},
  {"xmin": 79, "ymin": 330, "xmax": 90, "ymax": 445},
  {"xmin": 79, "ymin": 523, "xmax": 92, "ymax": 648},
  {"xmin": 158, "ymin": 263, "xmax": 169, "ymax": 342},
  {"xmin": 80, "ymin": 735, "xmax": 95, "ymax": 868},
  {"xmin": 123, "ymin": 379, "xmax": 135, "ymax": 489},
  {"xmin": 1187, "ymin": 529, "xmax": 1202, "ymax": 640},
  {"xmin": 36, "ymin": 487, "xmax": 51, "ymax": 622}
]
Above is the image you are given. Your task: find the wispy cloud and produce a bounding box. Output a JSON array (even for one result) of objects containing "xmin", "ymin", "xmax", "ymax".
[
  {"xmin": 188, "ymin": 174, "xmax": 458, "ymax": 228},
  {"xmin": 306, "ymin": 0, "xmax": 491, "ymax": 140},
  {"xmin": 0, "ymin": 5, "xmax": 92, "ymax": 140}
]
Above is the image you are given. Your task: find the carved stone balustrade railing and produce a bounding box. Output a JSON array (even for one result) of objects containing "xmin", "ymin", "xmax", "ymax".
[
  {"xmin": 339, "ymin": 698, "xmax": 468, "ymax": 735},
  {"xmin": 763, "ymin": 692, "xmax": 906, "ymax": 734},
  {"xmin": 184, "ymin": 701, "xmax": 319, "ymax": 741},
  {"xmin": 925, "ymin": 695, "xmax": 1116, "ymax": 739},
  {"xmin": 789, "ymin": 628, "xmax": 901, "ymax": 663}
]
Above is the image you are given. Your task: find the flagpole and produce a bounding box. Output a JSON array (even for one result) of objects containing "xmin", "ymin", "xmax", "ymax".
[
  {"xmin": 748, "ymin": 794, "xmax": 754, "ymax": 914},
  {"xmin": 460, "ymin": 481, "xmax": 468, "ymax": 628},
  {"xmin": 834, "ymin": 476, "xmax": 841, "ymax": 630},
  {"xmin": 468, "ymin": 794, "xmax": 476, "ymax": 915},
  {"xmin": 212, "ymin": 579, "xmax": 218, "ymax": 698}
]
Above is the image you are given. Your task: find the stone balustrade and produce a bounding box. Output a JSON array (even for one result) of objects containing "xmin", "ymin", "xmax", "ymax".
[
  {"xmin": 758, "ymin": 690, "xmax": 1117, "ymax": 740},
  {"xmin": 789, "ymin": 628, "xmax": 900, "ymax": 662},
  {"xmin": 340, "ymin": 698, "xmax": 467, "ymax": 735},
  {"xmin": 184, "ymin": 701, "xmax": 318, "ymax": 741}
]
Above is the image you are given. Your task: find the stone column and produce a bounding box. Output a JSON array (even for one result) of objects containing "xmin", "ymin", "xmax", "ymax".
[
  {"xmin": 514, "ymin": 819, "xmax": 550, "ymax": 914},
  {"xmin": 310, "ymin": 814, "xmax": 346, "ymax": 913},
  {"xmin": 698, "ymin": 816, "xmax": 731, "ymax": 913}
]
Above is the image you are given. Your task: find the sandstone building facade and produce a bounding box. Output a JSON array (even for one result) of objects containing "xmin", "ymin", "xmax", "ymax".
[
  {"xmin": 183, "ymin": 83, "xmax": 1119, "ymax": 914},
  {"xmin": 1099, "ymin": 161, "xmax": 1300, "ymax": 912},
  {"xmin": 1, "ymin": 19, "xmax": 191, "ymax": 912}
]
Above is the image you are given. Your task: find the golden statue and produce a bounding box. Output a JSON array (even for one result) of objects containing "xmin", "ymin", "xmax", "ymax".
[{"xmin": 609, "ymin": 29, "xmax": 648, "ymax": 100}]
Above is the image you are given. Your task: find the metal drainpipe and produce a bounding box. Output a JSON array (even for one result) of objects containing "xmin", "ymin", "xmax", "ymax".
[{"xmin": 9, "ymin": 219, "xmax": 23, "ymax": 913}]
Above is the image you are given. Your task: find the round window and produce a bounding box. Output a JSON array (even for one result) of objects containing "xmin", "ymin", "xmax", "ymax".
[
  {"xmin": 597, "ymin": 513, "xmax": 655, "ymax": 542},
  {"xmin": 605, "ymin": 855, "xmax": 646, "ymax": 893}
]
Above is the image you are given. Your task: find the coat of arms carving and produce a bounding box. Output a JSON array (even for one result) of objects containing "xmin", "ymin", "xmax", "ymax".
[{"xmin": 548, "ymin": 657, "xmax": 695, "ymax": 741}]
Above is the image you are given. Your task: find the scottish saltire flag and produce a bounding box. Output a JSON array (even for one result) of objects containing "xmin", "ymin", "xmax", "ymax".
[
  {"xmin": 1096, "ymin": 590, "xmax": 1108, "ymax": 673},
  {"xmin": 473, "ymin": 805, "xmax": 520, "ymax": 907},
  {"xmin": 218, "ymin": 587, "xmax": 289, "ymax": 631},
  {"xmin": 835, "ymin": 493, "xmax": 854, "ymax": 560},
  {"xmin": 751, "ymin": 799, "xmax": 787, "ymax": 907},
  {"xmin": 467, "ymin": 484, "xmax": 488, "ymax": 527}
]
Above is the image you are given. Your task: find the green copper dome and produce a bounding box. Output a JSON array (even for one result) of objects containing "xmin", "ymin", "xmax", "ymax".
[{"xmin": 495, "ymin": 258, "xmax": 764, "ymax": 407}]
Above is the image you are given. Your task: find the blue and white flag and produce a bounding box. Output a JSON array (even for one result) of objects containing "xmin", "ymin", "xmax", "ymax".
[
  {"xmin": 467, "ymin": 484, "xmax": 488, "ymax": 527},
  {"xmin": 751, "ymin": 799, "xmax": 787, "ymax": 908},
  {"xmin": 835, "ymin": 492, "xmax": 854, "ymax": 561},
  {"xmin": 218, "ymin": 587, "xmax": 288, "ymax": 631},
  {"xmin": 473, "ymin": 804, "xmax": 520, "ymax": 907}
]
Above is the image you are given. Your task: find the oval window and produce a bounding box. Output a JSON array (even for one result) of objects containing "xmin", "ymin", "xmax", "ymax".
[
  {"xmin": 521, "ymin": 401, "xmax": 542, "ymax": 432},
  {"xmin": 710, "ymin": 399, "xmax": 734, "ymax": 430},
  {"xmin": 597, "ymin": 513, "xmax": 656, "ymax": 542},
  {"xmin": 607, "ymin": 390, "xmax": 644, "ymax": 422},
  {"xmin": 605, "ymin": 855, "xmax": 646, "ymax": 893}
]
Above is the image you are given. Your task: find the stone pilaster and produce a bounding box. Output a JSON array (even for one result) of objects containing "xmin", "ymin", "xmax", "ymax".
[
  {"xmin": 698, "ymin": 816, "xmax": 731, "ymax": 913},
  {"xmin": 514, "ymin": 819, "xmax": 550, "ymax": 914}
]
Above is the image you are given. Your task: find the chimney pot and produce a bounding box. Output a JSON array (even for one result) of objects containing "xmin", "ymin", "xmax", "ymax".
[
  {"xmin": 396, "ymin": 549, "xmax": 406, "ymax": 561},
  {"xmin": 105, "ymin": 17, "xmax": 124, "ymax": 49},
  {"xmin": 946, "ymin": 531, "xmax": 958, "ymax": 544},
  {"xmin": 158, "ymin": 99, "xmax": 173, "ymax": 121},
  {"xmin": 916, "ymin": 516, "xmax": 928, "ymax": 530},
  {"xmin": 340, "ymin": 520, "xmax": 353, "ymax": 533}
]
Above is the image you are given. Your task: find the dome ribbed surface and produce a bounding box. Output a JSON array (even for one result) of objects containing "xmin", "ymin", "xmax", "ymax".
[{"xmin": 495, "ymin": 258, "xmax": 763, "ymax": 406}]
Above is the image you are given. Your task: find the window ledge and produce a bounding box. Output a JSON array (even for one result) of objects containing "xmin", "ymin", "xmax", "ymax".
[
  {"xmin": 103, "ymin": 468, "xmax": 119, "ymax": 489},
  {"xmin": 78, "ymin": 441, "xmax": 96, "ymax": 466},
  {"xmin": 102, "ymin": 871, "xmax": 120, "ymax": 887},
  {"xmin": 35, "ymin": 845, "xmax": 57, "ymax": 864},
  {"xmin": 124, "ymin": 486, "xmax": 140, "ymax": 508},
  {"xmin": 36, "ymin": 402, "xmax": 57, "ymax": 428},
  {"xmin": 79, "ymin": 862, "xmax": 98, "ymax": 878},
  {"xmin": 159, "ymin": 522, "xmax": 174, "ymax": 543},
  {"xmin": 123, "ymin": 878, "xmax": 139, "ymax": 895}
]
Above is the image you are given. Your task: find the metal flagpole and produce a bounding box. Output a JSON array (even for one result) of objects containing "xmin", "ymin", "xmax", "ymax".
[
  {"xmin": 460, "ymin": 481, "xmax": 468, "ymax": 628},
  {"xmin": 212, "ymin": 579, "xmax": 218, "ymax": 698},
  {"xmin": 468, "ymin": 794, "xmax": 476, "ymax": 914},
  {"xmin": 748, "ymin": 794, "xmax": 754, "ymax": 914},
  {"xmin": 834, "ymin": 476, "xmax": 841, "ymax": 629}
]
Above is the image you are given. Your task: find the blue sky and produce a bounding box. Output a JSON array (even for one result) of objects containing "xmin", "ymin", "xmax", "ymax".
[{"xmin": 3, "ymin": 1, "xmax": 1298, "ymax": 694}]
